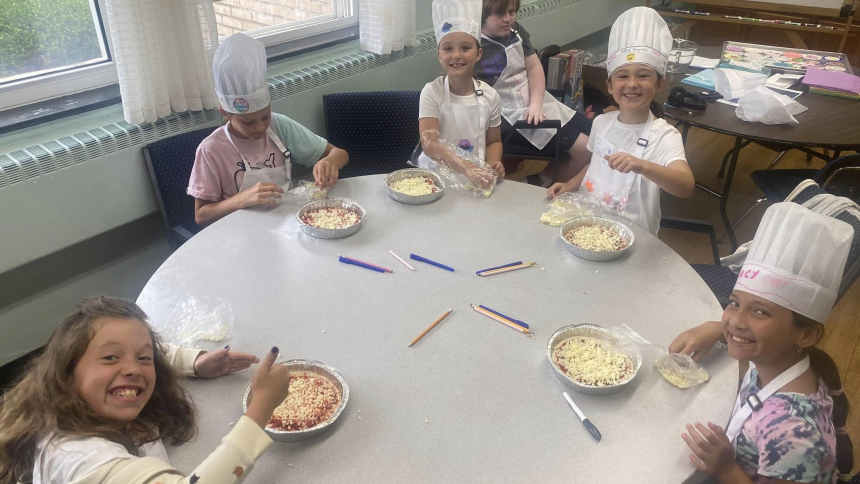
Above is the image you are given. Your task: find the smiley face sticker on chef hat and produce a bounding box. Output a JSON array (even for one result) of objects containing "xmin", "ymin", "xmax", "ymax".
[
  {"xmin": 432, "ymin": 0, "xmax": 482, "ymax": 45},
  {"xmin": 734, "ymin": 203, "xmax": 853, "ymax": 324},
  {"xmin": 213, "ymin": 33, "xmax": 271, "ymax": 114},
  {"xmin": 606, "ymin": 7, "xmax": 673, "ymax": 76}
]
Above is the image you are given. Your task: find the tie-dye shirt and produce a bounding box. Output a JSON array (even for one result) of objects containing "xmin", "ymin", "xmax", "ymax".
[{"xmin": 734, "ymin": 367, "xmax": 837, "ymax": 484}]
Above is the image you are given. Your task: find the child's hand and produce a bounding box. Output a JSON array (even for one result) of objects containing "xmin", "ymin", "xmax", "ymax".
[
  {"xmin": 245, "ymin": 347, "xmax": 291, "ymax": 429},
  {"xmin": 313, "ymin": 159, "xmax": 339, "ymax": 190},
  {"xmin": 605, "ymin": 153, "xmax": 645, "ymax": 174},
  {"xmin": 193, "ymin": 345, "xmax": 260, "ymax": 378},
  {"xmin": 669, "ymin": 321, "xmax": 723, "ymax": 362},
  {"xmin": 681, "ymin": 422, "xmax": 739, "ymax": 478},
  {"xmin": 547, "ymin": 182, "xmax": 570, "ymax": 199},
  {"xmin": 525, "ymin": 104, "xmax": 547, "ymax": 125},
  {"xmin": 464, "ymin": 166, "xmax": 494, "ymax": 189},
  {"xmin": 238, "ymin": 182, "xmax": 283, "ymax": 208},
  {"xmin": 489, "ymin": 160, "xmax": 505, "ymax": 178}
]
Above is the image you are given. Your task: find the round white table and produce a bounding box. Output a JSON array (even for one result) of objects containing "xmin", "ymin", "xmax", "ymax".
[{"xmin": 137, "ymin": 175, "xmax": 737, "ymax": 484}]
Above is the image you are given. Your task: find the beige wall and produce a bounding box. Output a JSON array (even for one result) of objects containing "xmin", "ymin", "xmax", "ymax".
[{"xmin": 214, "ymin": 0, "xmax": 334, "ymax": 36}]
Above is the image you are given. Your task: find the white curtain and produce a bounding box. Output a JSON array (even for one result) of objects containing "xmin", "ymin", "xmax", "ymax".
[
  {"xmin": 359, "ymin": 0, "xmax": 417, "ymax": 55},
  {"xmin": 105, "ymin": 0, "xmax": 219, "ymax": 124}
]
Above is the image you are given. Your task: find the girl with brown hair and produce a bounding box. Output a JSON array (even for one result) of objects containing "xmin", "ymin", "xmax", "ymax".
[
  {"xmin": 0, "ymin": 296, "xmax": 290, "ymax": 484},
  {"xmin": 671, "ymin": 203, "xmax": 855, "ymax": 484}
]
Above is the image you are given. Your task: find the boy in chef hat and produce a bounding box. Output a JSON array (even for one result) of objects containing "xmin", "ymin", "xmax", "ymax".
[
  {"xmin": 672, "ymin": 203, "xmax": 855, "ymax": 483},
  {"xmin": 188, "ymin": 33, "xmax": 349, "ymax": 227},
  {"xmin": 476, "ymin": 0, "xmax": 593, "ymax": 185},
  {"xmin": 547, "ymin": 6, "xmax": 695, "ymax": 236},
  {"xmin": 417, "ymin": 0, "xmax": 505, "ymax": 189}
]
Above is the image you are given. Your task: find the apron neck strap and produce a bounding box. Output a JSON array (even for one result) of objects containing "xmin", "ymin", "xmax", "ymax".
[
  {"xmin": 726, "ymin": 356, "xmax": 811, "ymax": 446},
  {"xmin": 223, "ymin": 124, "xmax": 289, "ymax": 171}
]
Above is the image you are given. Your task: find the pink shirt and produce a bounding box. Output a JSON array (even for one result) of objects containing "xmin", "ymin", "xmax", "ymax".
[
  {"xmin": 187, "ymin": 128, "xmax": 286, "ymax": 202},
  {"xmin": 187, "ymin": 113, "xmax": 328, "ymax": 202}
]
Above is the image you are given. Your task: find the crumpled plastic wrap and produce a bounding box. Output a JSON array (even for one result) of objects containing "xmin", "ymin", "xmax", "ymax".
[
  {"xmin": 608, "ymin": 324, "xmax": 710, "ymax": 390},
  {"xmin": 152, "ymin": 294, "xmax": 234, "ymax": 348},
  {"xmin": 411, "ymin": 130, "xmax": 497, "ymax": 198},
  {"xmin": 540, "ymin": 192, "xmax": 609, "ymax": 226},
  {"xmin": 288, "ymin": 181, "xmax": 328, "ymax": 204}
]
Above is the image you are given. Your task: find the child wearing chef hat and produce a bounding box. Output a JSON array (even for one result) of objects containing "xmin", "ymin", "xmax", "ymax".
[
  {"xmin": 671, "ymin": 203, "xmax": 855, "ymax": 483},
  {"xmin": 417, "ymin": 0, "xmax": 505, "ymax": 189},
  {"xmin": 547, "ymin": 7, "xmax": 695, "ymax": 236},
  {"xmin": 188, "ymin": 33, "xmax": 349, "ymax": 227},
  {"xmin": 476, "ymin": 0, "xmax": 594, "ymax": 185}
]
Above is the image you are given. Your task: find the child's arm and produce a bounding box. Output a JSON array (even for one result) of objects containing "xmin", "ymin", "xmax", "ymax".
[
  {"xmin": 682, "ymin": 422, "xmax": 755, "ymax": 484},
  {"xmin": 419, "ymin": 118, "xmax": 494, "ymax": 189},
  {"xmin": 524, "ymin": 53, "xmax": 548, "ymax": 125},
  {"xmin": 86, "ymin": 348, "xmax": 290, "ymax": 484},
  {"xmin": 669, "ymin": 321, "xmax": 725, "ymax": 362},
  {"xmin": 485, "ymin": 126, "xmax": 504, "ymax": 178},
  {"xmin": 166, "ymin": 344, "xmax": 259, "ymax": 378},
  {"xmin": 605, "ymin": 154, "xmax": 695, "ymax": 198},
  {"xmin": 547, "ymin": 162, "xmax": 589, "ymax": 198},
  {"xmin": 194, "ymin": 183, "xmax": 284, "ymax": 227},
  {"xmin": 313, "ymin": 143, "xmax": 349, "ymax": 190}
]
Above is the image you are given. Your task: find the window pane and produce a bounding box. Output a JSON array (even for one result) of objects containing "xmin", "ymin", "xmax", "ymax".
[
  {"xmin": 214, "ymin": 0, "xmax": 335, "ymax": 36},
  {"xmin": 0, "ymin": 0, "xmax": 107, "ymax": 84}
]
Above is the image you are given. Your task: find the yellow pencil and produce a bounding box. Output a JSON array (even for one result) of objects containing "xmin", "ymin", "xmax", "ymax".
[
  {"xmin": 409, "ymin": 309, "xmax": 453, "ymax": 347},
  {"xmin": 471, "ymin": 304, "xmax": 533, "ymax": 337},
  {"xmin": 477, "ymin": 262, "xmax": 536, "ymax": 277}
]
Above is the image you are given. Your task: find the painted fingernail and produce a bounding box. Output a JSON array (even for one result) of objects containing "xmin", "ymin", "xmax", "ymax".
[
  {"xmin": 224, "ymin": 345, "xmax": 230, "ymax": 349},
  {"xmin": 271, "ymin": 346, "xmax": 279, "ymax": 353}
]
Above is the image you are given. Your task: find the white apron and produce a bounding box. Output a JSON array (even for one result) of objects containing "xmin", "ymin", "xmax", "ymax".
[
  {"xmin": 482, "ymin": 29, "xmax": 575, "ymax": 150},
  {"xmin": 417, "ymin": 77, "xmax": 489, "ymax": 169},
  {"xmin": 726, "ymin": 357, "xmax": 810, "ymax": 449},
  {"xmin": 580, "ymin": 111, "xmax": 654, "ymax": 224},
  {"xmin": 223, "ymin": 124, "xmax": 292, "ymax": 193}
]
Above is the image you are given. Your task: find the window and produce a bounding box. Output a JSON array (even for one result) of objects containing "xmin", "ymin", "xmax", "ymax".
[
  {"xmin": 0, "ymin": 0, "xmax": 357, "ymax": 113},
  {"xmin": 214, "ymin": 0, "xmax": 358, "ymax": 49},
  {"xmin": 0, "ymin": 0, "xmax": 116, "ymax": 111}
]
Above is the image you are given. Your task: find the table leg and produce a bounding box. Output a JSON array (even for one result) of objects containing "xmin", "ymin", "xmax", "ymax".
[
  {"xmin": 720, "ymin": 137, "xmax": 743, "ymax": 252},
  {"xmin": 681, "ymin": 123, "xmax": 690, "ymax": 146}
]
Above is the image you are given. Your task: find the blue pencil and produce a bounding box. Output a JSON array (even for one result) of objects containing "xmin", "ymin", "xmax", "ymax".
[
  {"xmin": 478, "ymin": 305, "xmax": 529, "ymax": 329},
  {"xmin": 476, "ymin": 261, "xmax": 522, "ymax": 275},
  {"xmin": 339, "ymin": 256, "xmax": 385, "ymax": 273},
  {"xmin": 410, "ymin": 253, "xmax": 455, "ymax": 272}
]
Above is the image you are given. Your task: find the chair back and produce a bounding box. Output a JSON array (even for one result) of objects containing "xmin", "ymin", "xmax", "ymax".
[
  {"xmin": 143, "ymin": 127, "xmax": 213, "ymax": 250},
  {"xmin": 323, "ymin": 91, "xmax": 421, "ymax": 178}
]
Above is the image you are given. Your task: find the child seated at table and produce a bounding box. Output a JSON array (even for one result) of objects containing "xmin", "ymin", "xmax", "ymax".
[
  {"xmin": 671, "ymin": 203, "xmax": 854, "ymax": 484},
  {"xmin": 417, "ymin": 0, "xmax": 505, "ymax": 190},
  {"xmin": 475, "ymin": 0, "xmax": 593, "ymax": 184},
  {"xmin": 0, "ymin": 296, "xmax": 290, "ymax": 484},
  {"xmin": 547, "ymin": 7, "xmax": 694, "ymax": 235},
  {"xmin": 188, "ymin": 33, "xmax": 349, "ymax": 227}
]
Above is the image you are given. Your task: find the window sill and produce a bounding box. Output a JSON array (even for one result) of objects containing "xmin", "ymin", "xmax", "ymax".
[{"xmin": 0, "ymin": 85, "xmax": 121, "ymax": 136}]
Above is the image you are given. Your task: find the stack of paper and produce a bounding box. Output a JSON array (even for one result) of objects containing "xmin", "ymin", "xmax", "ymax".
[
  {"xmin": 802, "ymin": 68, "xmax": 860, "ymax": 100},
  {"xmin": 690, "ymin": 56, "xmax": 719, "ymax": 69}
]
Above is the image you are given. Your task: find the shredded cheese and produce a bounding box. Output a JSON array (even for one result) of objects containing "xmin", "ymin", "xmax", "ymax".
[
  {"xmin": 267, "ymin": 373, "xmax": 341, "ymax": 431},
  {"xmin": 301, "ymin": 207, "xmax": 360, "ymax": 229},
  {"xmin": 389, "ymin": 177, "xmax": 438, "ymax": 196},
  {"xmin": 655, "ymin": 360, "xmax": 710, "ymax": 389},
  {"xmin": 563, "ymin": 225, "xmax": 628, "ymax": 252},
  {"xmin": 552, "ymin": 336, "xmax": 635, "ymax": 387}
]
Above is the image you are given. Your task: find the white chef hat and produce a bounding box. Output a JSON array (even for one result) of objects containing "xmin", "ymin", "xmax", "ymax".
[
  {"xmin": 213, "ymin": 33, "xmax": 270, "ymax": 114},
  {"xmin": 734, "ymin": 203, "xmax": 853, "ymax": 324},
  {"xmin": 606, "ymin": 7, "xmax": 673, "ymax": 76},
  {"xmin": 432, "ymin": 0, "xmax": 481, "ymax": 46}
]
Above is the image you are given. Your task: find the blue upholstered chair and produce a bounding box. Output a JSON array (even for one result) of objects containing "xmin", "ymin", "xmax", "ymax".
[
  {"xmin": 322, "ymin": 91, "xmax": 421, "ymax": 178},
  {"xmin": 143, "ymin": 127, "xmax": 213, "ymax": 251}
]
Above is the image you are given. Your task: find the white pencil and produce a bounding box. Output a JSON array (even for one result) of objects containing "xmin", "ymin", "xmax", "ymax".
[{"xmin": 389, "ymin": 250, "xmax": 415, "ymax": 271}]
